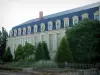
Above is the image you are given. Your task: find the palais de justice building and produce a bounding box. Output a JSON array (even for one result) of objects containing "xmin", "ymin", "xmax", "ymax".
[{"xmin": 7, "ymin": 2, "xmax": 100, "ymax": 59}]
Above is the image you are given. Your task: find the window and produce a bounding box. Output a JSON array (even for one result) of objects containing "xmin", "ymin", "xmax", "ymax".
[
  {"xmin": 14, "ymin": 29, "xmax": 17, "ymax": 36},
  {"xmin": 48, "ymin": 21, "xmax": 53, "ymax": 30},
  {"xmin": 56, "ymin": 20, "xmax": 61, "ymax": 29},
  {"xmin": 34, "ymin": 36, "xmax": 38, "ymax": 47},
  {"xmin": 41, "ymin": 35, "xmax": 45, "ymax": 41},
  {"xmin": 10, "ymin": 30, "xmax": 13, "ymax": 37},
  {"xmin": 18, "ymin": 28, "xmax": 21, "ymax": 36},
  {"xmin": 41, "ymin": 23, "xmax": 45, "ymax": 32},
  {"xmin": 56, "ymin": 33, "xmax": 60, "ymax": 47},
  {"xmin": 73, "ymin": 16, "xmax": 79, "ymax": 25},
  {"xmin": 49, "ymin": 34, "xmax": 53, "ymax": 50},
  {"xmin": 94, "ymin": 11, "xmax": 99, "ymax": 20},
  {"xmin": 23, "ymin": 27, "xmax": 26, "ymax": 35},
  {"xmin": 27, "ymin": 26, "xmax": 31, "ymax": 34},
  {"xmin": 64, "ymin": 18, "xmax": 69, "ymax": 28},
  {"xmin": 82, "ymin": 13, "xmax": 89, "ymax": 19},
  {"xmin": 34, "ymin": 24, "xmax": 38, "ymax": 33}
]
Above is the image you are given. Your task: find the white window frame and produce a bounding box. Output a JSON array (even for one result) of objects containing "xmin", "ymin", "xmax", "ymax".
[
  {"xmin": 72, "ymin": 16, "xmax": 79, "ymax": 25},
  {"xmin": 48, "ymin": 21, "xmax": 53, "ymax": 30},
  {"xmin": 23, "ymin": 27, "xmax": 26, "ymax": 35},
  {"xmin": 64, "ymin": 18, "xmax": 69, "ymax": 28},
  {"xmin": 18, "ymin": 28, "xmax": 21, "ymax": 36},
  {"xmin": 34, "ymin": 24, "xmax": 38, "ymax": 33},
  {"xmin": 27, "ymin": 26, "xmax": 31, "ymax": 34},
  {"xmin": 56, "ymin": 20, "xmax": 61, "ymax": 29},
  {"xmin": 14, "ymin": 29, "xmax": 17, "ymax": 36},
  {"xmin": 82, "ymin": 13, "xmax": 89, "ymax": 20},
  {"xmin": 94, "ymin": 11, "xmax": 99, "ymax": 20},
  {"xmin": 10, "ymin": 30, "xmax": 13, "ymax": 37},
  {"xmin": 41, "ymin": 23, "xmax": 45, "ymax": 32}
]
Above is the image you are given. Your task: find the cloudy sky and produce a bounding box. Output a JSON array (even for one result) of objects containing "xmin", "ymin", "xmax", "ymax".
[{"xmin": 0, "ymin": 0, "xmax": 99, "ymax": 32}]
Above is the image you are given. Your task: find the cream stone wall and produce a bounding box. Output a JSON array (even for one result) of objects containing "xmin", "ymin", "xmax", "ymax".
[{"xmin": 7, "ymin": 28, "xmax": 66, "ymax": 60}]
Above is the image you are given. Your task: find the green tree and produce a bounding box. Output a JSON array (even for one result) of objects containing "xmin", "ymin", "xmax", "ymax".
[
  {"xmin": 35, "ymin": 42, "xmax": 45, "ymax": 61},
  {"xmin": 23, "ymin": 42, "xmax": 35, "ymax": 57},
  {"xmin": 14, "ymin": 42, "xmax": 35, "ymax": 61},
  {"xmin": 14, "ymin": 44, "xmax": 24, "ymax": 61},
  {"xmin": 2, "ymin": 47, "xmax": 13, "ymax": 62},
  {"xmin": 66, "ymin": 19, "xmax": 100, "ymax": 63},
  {"xmin": 55, "ymin": 36, "xmax": 73, "ymax": 64},
  {"xmin": 0, "ymin": 27, "xmax": 8, "ymax": 59},
  {"xmin": 42, "ymin": 41, "xmax": 50, "ymax": 60}
]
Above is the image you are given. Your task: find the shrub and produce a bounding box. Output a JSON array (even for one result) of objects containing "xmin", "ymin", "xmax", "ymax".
[
  {"xmin": 42, "ymin": 41, "xmax": 50, "ymax": 60},
  {"xmin": 33, "ymin": 60, "xmax": 57, "ymax": 68},
  {"xmin": 55, "ymin": 36, "xmax": 73, "ymax": 67},
  {"xmin": 14, "ymin": 44, "xmax": 24, "ymax": 61},
  {"xmin": 35, "ymin": 42, "xmax": 45, "ymax": 61},
  {"xmin": 2, "ymin": 47, "xmax": 13, "ymax": 62},
  {"xmin": 14, "ymin": 42, "xmax": 35, "ymax": 61}
]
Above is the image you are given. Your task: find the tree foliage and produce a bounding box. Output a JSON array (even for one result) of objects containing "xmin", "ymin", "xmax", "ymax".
[
  {"xmin": 0, "ymin": 27, "xmax": 8, "ymax": 59},
  {"xmin": 66, "ymin": 19, "xmax": 100, "ymax": 63},
  {"xmin": 35, "ymin": 42, "xmax": 45, "ymax": 61},
  {"xmin": 55, "ymin": 36, "xmax": 73, "ymax": 63},
  {"xmin": 2, "ymin": 47, "xmax": 13, "ymax": 62},
  {"xmin": 14, "ymin": 42, "xmax": 35, "ymax": 61},
  {"xmin": 42, "ymin": 41, "xmax": 50, "ymax": 60}
]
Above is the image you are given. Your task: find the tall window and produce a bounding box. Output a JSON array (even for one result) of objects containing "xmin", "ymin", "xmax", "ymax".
[
  {"xmin": 14, "ymin": 29, "xmax": 17, "ymax": 36},
  {"xmin": 82, "ymin": 13, "xmax": 89, "ymax": 20},
  {"xmin": 56, "ymin": 33, "xmax": 60, "ymax": 47},
  {"xmin": 41, "ymin": 35, "xmax": 45, "ymax": 42},
  {"xmin": 27, "ymin": 26, "xmax": 31, "ymax": 34},
  {"xmin": 23, "ymin": 27, "xmax": 26, "ymax": 35},
  {"xmin": 34, "ymin": 24, "xmax": 38, "ymax": 33},
  {"xmin": 56, "ymin": 20, "xmax": 61, "ymax": 29},
  {"xmin": 34, "ymin": 36, "xmax": 38, "ymax": 47},
  {"xmin": 48, "ymin": 21, "xmax": 53, "ymax": 30},
  {"xmin": 49, "ymin": 34, "xmax": 53, "ymax": 50},
  {"xmin": 18, "ymin": 28, "xmax": 21, "ymax": 36},
  {"xmin": 41, "ymin": 23, "xmax": 45, "ymax": 32},
  {"xmin": 64, "ymin": 18, "xmax": 69, "ymax": 28},
  {"xmin": 94, "ymin": 11, "xmax": 99, "ymax": 20},
  {"xmin": 73, "ymin": 16, "xmax": 79, "ymax": 25}
]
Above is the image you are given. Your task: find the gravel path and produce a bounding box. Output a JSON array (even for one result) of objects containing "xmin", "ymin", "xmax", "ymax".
[{"xmin": 0, "ymin": 70, "xmax": 39, "ymax": 75}]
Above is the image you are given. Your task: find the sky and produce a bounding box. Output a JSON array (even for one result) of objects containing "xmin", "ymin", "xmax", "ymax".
[{"xmin": 0, "ymin": 0, "xmax": 100, "ymax": 32}]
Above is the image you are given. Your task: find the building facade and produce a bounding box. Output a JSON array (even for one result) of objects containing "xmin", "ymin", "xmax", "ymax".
[{"xmin": 7, "ymin": 2, "xmax": 100, "ymax": 59}]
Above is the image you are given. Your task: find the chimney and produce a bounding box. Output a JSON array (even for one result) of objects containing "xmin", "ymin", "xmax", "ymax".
[{"xmin": 39, "ymin": 11, "xmax": 43, "ymax": 20}]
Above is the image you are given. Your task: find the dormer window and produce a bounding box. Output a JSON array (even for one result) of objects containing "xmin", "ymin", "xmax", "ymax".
[
  {"xmin": 94, "ymin": 11, "xmax": 99, "ymax": 20},
  {"xmin": 72, "ymin": 16, "xmax": 79, "ymax": 25},
  {"xmin": 64, "ymin": 18, "xmax": 69, "ymax": 28},
  {"xmin": 56, "ymin": 20, "xmax": 61, "ymax": 29},
  {"xmin": 48, "ymin": 21, "xmax": 53, "ymax": 30},
  {"xmin": 14, "ymin": 29, "xmax": 17, "ymax": 36},
  {"xmin": 9, "ymin": 30, "xmax": 13, "ymax": 37},
  {"xmin": 23, "ymin": 27, "xmax": 26, "ymax": 35},
  {"xmin": 18, "ymin": 28, "xmax": 21, "ymax": 36},
  {"xmin": 34, "ymin": 24, "xmax": 38, "ymax": 33},
  {"xmin": 27, "ymin": 26, "xmax": 31, "ymax": 34},
  {"xmin": 82, "ymin": 13, "xmax": 89, "ymax": 20},
  {"xmin": 41, "ymin": 23, "xmax": 45, "ymax": 32}
]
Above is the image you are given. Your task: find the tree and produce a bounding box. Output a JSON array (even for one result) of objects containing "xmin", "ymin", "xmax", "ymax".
[
  {"xmin": 0, "ymin": 27, "xmax": 8, "ymax": 59},
  {"xmin": 66, "ymin": 19, "xmax": 100, "ymax": 63},
  {"xmin": 2, "ymin": 47, "xmax": 13, "ymax": 62},
  {"xmin": 14, "ymin": 42, "xmax": 35, "ymax": 61},
  {"xmin": 14, "ymin": 44, "xmax": 24, "ymax": 61},
  {"xmin": 35, "ymin": 42, "xmax": 45, "ymax": 61},
  {"xmin": 55, "ymin": 36, "xmax": 73, "ymax": 64},
  {"xmin": 42, "ymin": 41, "xmax": 50, "ymax": 60}
]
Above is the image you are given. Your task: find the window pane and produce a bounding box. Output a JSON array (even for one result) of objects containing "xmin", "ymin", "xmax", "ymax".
[{"xmin": 49, "ymin": 34, "xmax": 53, "ymax": 50}]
